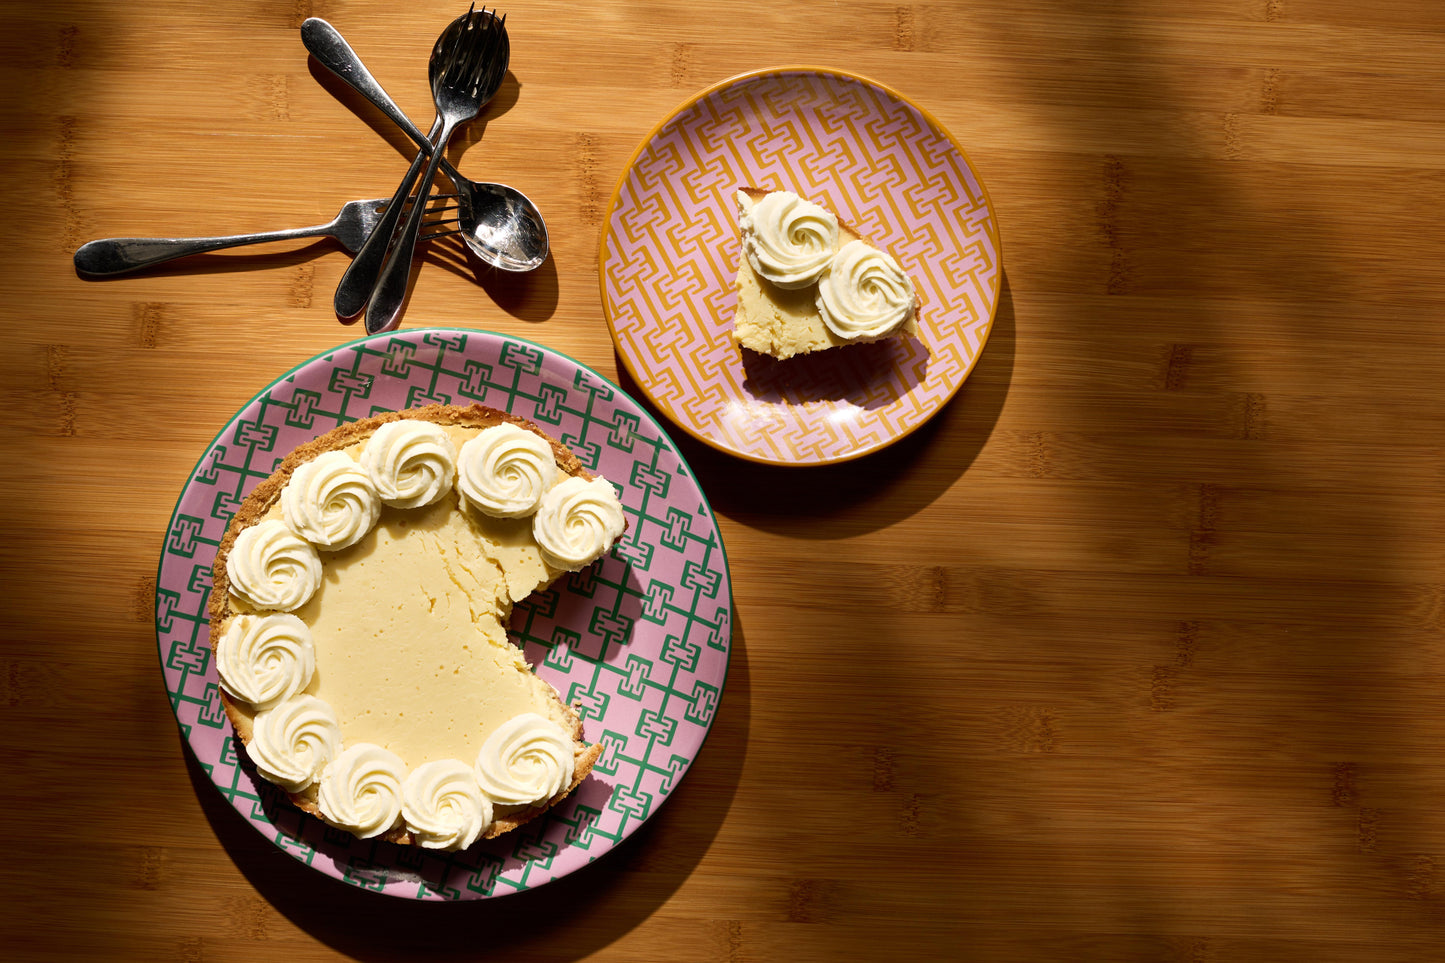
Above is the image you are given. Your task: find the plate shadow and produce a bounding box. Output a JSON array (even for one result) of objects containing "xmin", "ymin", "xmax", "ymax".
[
  {"xmin": 183, "ymin": 611, "xmax": 753, "ymax": 960},
  {"xmin": 615, "ymin": 271, "xmax": 1016, "ymax": 537}
]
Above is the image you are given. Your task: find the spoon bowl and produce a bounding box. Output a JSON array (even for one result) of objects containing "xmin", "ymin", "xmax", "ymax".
[
  {"xmin": 301, "ymin": 16, "xmax": 548, "ymax": 273},
  {"xmin": 461, "ymin": 180, "xmax": 548, "ymax": 271}
]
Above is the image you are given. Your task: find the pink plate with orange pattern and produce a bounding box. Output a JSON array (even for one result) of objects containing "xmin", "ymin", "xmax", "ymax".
[{"xmin": 598, "ymin": 66, "xmax": 1002, "ymax": 466}]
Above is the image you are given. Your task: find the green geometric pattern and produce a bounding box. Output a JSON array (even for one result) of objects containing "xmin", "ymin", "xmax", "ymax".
[{"xmin": 155, "ymin": 329, "xmax": 731, "ymax": 900}]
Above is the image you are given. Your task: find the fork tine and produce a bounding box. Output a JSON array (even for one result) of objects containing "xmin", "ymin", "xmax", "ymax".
[
  {"xmin": 479, "ymin": 9, "xmax": 500, "ymax": 75},
  {"xmin": 468, "ymin": 12, "xmax": 505, "ymax": 96},
  {"xmin": 456, "ymin": 6, "xmax": 479, "ymax": 84},
  {"xmin": 454, "ymin": 6, "xmax": 488, "ymax": 87},
  {"xmin": 444, "ymin": 7, "xmax": 470, "ymax": 71},
  {"xmin": 458, "ymin": 8, "xmax": 500, "ymax": 95},
  {"xmin": 463, "ymin": 4, "xmax": 482, "ymax": 83},
  {"xmin": 491, "ymin": 14, "xmax": 508, "ymax": 76},
  {"xmin": 440, "ymin": 4, "xmax": 476, "ymax": 87},
  {"xmin": 472, "ymin": 19, "xmax": 494, "ymax": 91},
  {"xmin": 463, "ymin": 20, "xmax": 484, "ymax": 92}
]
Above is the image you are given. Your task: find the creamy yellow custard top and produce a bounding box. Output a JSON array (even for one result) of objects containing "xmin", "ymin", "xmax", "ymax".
[
  {"xmin": 291, "ymin": 491, "xmax": 561, "ymax": 768},
  {"xmin": 213, "ymin": 413, "xmax": 626, "ymax": 848},
  {"xmin": 238, "ymin": 425, "xmax": 571, "ymax": 766}
]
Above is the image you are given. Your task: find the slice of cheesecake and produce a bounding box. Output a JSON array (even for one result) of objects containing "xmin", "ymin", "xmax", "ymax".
[{"xmin": 731, "ymin": 187, "xmax": 921, "ymax": 360}]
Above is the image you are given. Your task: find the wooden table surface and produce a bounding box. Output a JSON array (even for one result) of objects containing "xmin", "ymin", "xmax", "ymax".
[{"xmin": 6, "ymin": 0, "xmax": 1445, "ymax": 959}]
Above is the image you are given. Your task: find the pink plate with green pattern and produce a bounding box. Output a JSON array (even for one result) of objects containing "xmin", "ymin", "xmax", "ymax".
[
  {"xmin": 155, "ymin": 329, "xmax": 731, "ymax": 900},
  {"xmin": 599, "ymin": 66, "xmax": 1002, "ymax": 466}
]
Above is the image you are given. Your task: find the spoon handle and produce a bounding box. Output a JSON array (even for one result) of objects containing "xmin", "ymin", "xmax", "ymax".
[
  {"xmin": 332, "ymin": 118, "xmax": 440, "ymax": 319},
  {"xmin": 301, "ymin": 19, "xmax": 464, "ymax": 185},
  {"xmin": 74, "ymin": 224, "xmax": 331, "ymax": 276},
  {"xmin": 365, "ymin": 119, "xmax": 456, "ymax": 334}
]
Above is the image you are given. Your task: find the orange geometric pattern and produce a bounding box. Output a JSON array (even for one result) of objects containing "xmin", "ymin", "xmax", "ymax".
[{"xmin": 599, "ymin": 67, "xmax": 1001, "ymax": 465}]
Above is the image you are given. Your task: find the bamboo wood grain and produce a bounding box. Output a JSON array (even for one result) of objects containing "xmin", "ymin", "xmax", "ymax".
[{"xmin": 5, "ymin": 0, "xmax": 1445, "ymax": 959}]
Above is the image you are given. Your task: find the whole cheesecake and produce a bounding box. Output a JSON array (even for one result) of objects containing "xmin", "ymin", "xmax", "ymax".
[
  {"xmin": 207, "ymin": 404, "xmax": 626, "ymax": 850},
  {"xmin": 731, "ymin": 187, "xmax": 922, "ymax": 360}
]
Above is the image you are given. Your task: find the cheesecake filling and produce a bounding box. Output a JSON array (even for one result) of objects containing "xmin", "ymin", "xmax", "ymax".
[
  {"xmin": 215, "ymin": 419, "xmax": 624, "ymax": 848},
  {"xmin": 295, "ymin": 493, "xmax": 559, "ymax": 768}
]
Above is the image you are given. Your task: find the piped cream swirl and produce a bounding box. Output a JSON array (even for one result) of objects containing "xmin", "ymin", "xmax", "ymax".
[
  {"xmin": 474, "ymin": 713, "xmax": 574, "ymax": 807},
  {"xmin": 248, "ymin": 694, "xmax": 340, "ymax": 793},
  {"xmin": 457, "ymin": 423, "xmax": 558, "ymax": 518},
  {"xmin": 226, "ymin": 519, "xmax": 322, "ymax": 612},
  {"xmin": 316, "ymin": 743, "xmax": 406, "ymax": 838},
  {"xmin": 281, "ymin": 450, "xmax": 381, "ymax": 550},
  {"xmin": 215, "ymin": 613, "xmax": 315, "ymax": 712},
  {"xmin": 360, "ymin": 421, "xmax": 456, "ymax": 509},
  {"xmin": 815, "ymin": 239, "xmax": 916, "ymax": 340},
  {"xmin": 739, "ymin": 190, "xmax": 840, "ymax": 289},
  {"xmin": 532, "ymin": 477, "xmax": 626, "ymax": 571},
  {"xmin": 402, "ymin": 759, "xmax": 493, "ymax": 850}
]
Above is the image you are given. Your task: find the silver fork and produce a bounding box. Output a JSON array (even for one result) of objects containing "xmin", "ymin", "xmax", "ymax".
[
  {"xmin": 363, "ymin": 7, "xmax": 509, "ymax": 334},
  {"xmin": 332, "ymin": 7, "xmax": 501, "ymax": 322},
  {"xmin": 73, "ymin": 197, "xmax": 459, "ymax": 277}
]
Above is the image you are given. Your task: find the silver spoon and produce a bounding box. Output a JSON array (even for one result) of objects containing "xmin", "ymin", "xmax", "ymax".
[
  {"xmin": 71, "ymin": 197, "xmax": 456, "ymax": 276},
  {"xmin": 301, "ymin": 17, "xmax": 548, "ymax": 276},
  {"xmin": 363, "ymin": 8, "xmax": 509, "ymax": 334}
]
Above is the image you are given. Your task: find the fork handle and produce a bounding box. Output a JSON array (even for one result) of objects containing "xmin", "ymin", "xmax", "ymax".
[
  {"xmin": 364, "ymin": 118, "xmax": 457, "ymax": 334},
  {"xmin": 301, "ymin": 19, "xmax": 465, "ymax": 185},
  {"xmin": 332, "ymin": 118, "xmax": 441, "ymax": 319},
  {"xmin": 74, "ymin": 225, "xmax": 331, "ymax": 276}
]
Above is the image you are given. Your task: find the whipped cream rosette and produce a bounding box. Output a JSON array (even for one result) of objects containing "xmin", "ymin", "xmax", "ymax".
[
  {"xmin": 740, "ymin": 189, "xmax": 840, "ymax": 289},
  {"xmin": 457, "ymin": 422, "xmax": 558, "ymax": 518},
  {"xmin": 225, "ymin": 519, "xmax": 322, "ymax": 612},
  {"xmin": 816, "ymin": 239, "xmax": 917, "ymax": 341},
  {"xmin": 360, "ymin": 420, "xmax": 457, "ymax": 509},
  {"xmin": 533, "ymin": 476, "xmax": 627, "ymax": 571},
  {"xmin": 214, "ymin": 613, "xmax": 315, "ymax": 712},
  {"xmin": 248, "ymin": 694, "xmax": 340, "ymax": 793},
  {"xmin": 475, "ymin": 713, "xmax": 575, "ymax": 807},
  {"xmin": 402, "ymin": 759, "xmax": 493, "ymax": 850},
  {"xmin": 281, "ymin": 450, "xmax": 381, "ymax": 550},
  {"xmin": 316, "ymin": 743, "xmax": 407, "ymax": 839}
]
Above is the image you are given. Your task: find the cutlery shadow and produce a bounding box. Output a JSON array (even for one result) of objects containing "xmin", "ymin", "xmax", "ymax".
[
  {"xmin": 449, "ymin": 72, "xmax": 521, "ymax": 156},
  {"xmin": 413, "ymin": 236, "xmax": 561, "ymax": 323}
]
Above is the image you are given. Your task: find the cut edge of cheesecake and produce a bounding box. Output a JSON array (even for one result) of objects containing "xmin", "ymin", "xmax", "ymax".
[
  {"xmin": 209, "ymin": 402, "xmax": 610, "ymax": 844},
  {"xmin": 731, "ymin": 186, "xmax": 923, "ymax": 360}
]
